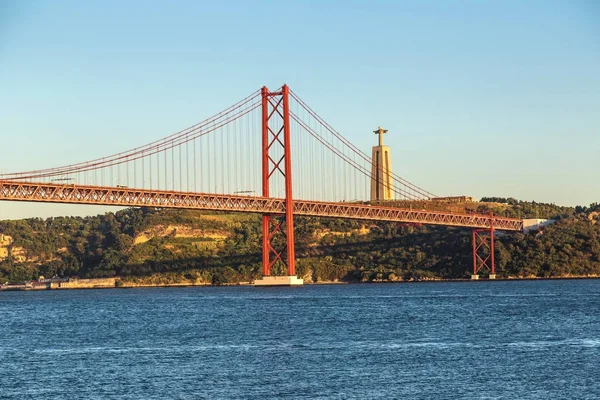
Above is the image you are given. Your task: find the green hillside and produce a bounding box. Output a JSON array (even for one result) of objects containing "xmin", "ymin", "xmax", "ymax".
[{"xmin": 1, "ymin": 200, "xmax": 598, "ymax": 285}]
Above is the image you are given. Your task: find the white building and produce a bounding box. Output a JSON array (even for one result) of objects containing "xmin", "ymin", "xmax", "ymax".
[{"xmin": 522, "ymin": 218, "xmax": 555, "ymax": 233}]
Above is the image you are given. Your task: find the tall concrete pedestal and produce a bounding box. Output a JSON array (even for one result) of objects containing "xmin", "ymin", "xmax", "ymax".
[
  {"xmin": 471, "ymin": 274, "xmax": 479, "ymax": 280},
  {"xmin": 370, "ymin": 126, "xmax": 394, "ymax": 201},
  {"xmin": 253, "ymin": 276, "xmax": 304, "ymax": 287}
]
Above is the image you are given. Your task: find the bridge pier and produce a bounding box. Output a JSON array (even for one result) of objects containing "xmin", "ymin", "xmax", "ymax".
[
  {"xmin": 253, "ymin": 276, "xmax": 304, "ymax": 286},
  {"xmin": 472, "ymin": 217, "xmax": 496, "ymax": 280}
]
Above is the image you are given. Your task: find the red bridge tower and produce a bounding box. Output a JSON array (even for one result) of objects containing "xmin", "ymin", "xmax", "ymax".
[{"xmin": 254, "ymin": 85, "xmax": 303, "ymax": 286}]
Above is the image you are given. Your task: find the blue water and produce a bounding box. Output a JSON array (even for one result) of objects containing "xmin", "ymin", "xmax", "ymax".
[{"xmin": 1, "ymin": 280, "xmax": 599, "ymax": 399}]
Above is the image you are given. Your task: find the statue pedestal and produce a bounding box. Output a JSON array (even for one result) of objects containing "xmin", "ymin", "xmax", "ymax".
[
  {"xmin": 370, "ymin": 126, "xmax": 394, "ymax": 201},
  {"xmin": 370, "ymin": 145, "xmax": 394, "ymax": 201}
]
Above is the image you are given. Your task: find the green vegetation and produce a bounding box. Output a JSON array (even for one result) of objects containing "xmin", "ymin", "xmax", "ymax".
[
  {"xmin": 479, "ymin": 197, "xmax": 576, "ymax": 219},
  {"xmin": 1, "ymin": 199, "xmax": 598, "ymax": 285}
]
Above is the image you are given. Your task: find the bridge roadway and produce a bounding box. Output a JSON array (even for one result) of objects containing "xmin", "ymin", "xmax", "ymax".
[{"xmin": 0, "ymin": 181, "xmax": 523, "ymax": 231}]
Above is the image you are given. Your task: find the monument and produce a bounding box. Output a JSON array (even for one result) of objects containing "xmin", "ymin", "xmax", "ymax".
[{"xmin": 370, "ymin": 126, "xmax": 394, "ymax": 201}]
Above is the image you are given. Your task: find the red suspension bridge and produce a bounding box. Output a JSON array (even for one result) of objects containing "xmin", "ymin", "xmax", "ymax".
[{"xmin": 0, "ymin": 85, "xmax": 522, "ymax": 282}]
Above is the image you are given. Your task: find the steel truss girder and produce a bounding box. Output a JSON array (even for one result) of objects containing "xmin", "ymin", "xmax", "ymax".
[{"xmin": 0, "ymin": 181, "xmax": 524, "ymax": 231}]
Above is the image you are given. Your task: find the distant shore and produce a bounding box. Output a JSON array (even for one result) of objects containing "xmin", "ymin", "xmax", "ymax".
[{"xmin": 2, "ymin": 275, "xmax": 599, "ymax": 292}]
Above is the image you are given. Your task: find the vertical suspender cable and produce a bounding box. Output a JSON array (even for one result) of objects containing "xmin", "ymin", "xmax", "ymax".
[
  {"xmin": 234, "ymin": 114, "xmax": 238, "ymax": 193},
  {"xmin": 227, "ymin": 122, "xmax": 231, "ymax": 193},
  {"xmin": 208, "ymin": 131, "xmax": 212, "ymax": 193},
  {"xmin": 179, "ymin": 143, "xmax": 182, "ymax": 192},
  {"xmin": 244, "ymin": 107, "xmax": 248, "ymax": 193},
  {"xmin": 186, "ymin": 137, "xmax": 189, "ymax": 192},
  {"xmin": 221, "ymin": 125, "xmax": 225, "ymax": 193}
]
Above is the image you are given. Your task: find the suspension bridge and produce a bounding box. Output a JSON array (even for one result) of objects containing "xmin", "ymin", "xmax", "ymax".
[{"xmin": 0, "ymin": 85, "xmax": 523, "ymax": 284}]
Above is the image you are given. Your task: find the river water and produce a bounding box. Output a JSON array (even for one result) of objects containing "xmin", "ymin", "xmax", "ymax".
[{"xmin": 1, "ymin": 280, "xmax": 599, "ymax": 399}]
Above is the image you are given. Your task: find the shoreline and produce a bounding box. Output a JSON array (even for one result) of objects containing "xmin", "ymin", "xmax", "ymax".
[{"xmin": 2, "ymin": 275, "xmax": 599, "ymax": 292}]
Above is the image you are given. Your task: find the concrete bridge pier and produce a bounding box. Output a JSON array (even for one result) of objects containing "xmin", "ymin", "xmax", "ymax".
[
  {"xmin": 253, "ymin": 276, "xmax": 304, "ymax": 286},
  {"xmin": 471, "ymin": 274, "xmax": 496, "ymax": 280}
]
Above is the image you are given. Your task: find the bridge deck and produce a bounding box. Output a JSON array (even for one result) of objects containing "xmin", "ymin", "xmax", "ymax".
[{"xmin": 0, "ymin": 181, "xmax": 523, "ymax": 231}]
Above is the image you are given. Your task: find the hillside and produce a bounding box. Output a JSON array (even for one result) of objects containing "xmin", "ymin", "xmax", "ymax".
[{"xmin": 0, "ymin": 199, "xmax": 598, "ymax": 285}]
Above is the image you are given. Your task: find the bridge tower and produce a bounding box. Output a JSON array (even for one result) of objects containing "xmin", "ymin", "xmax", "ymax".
[
  {"xmin": 253, "ymin": 85, "xmax": 303, "ymax": 286},
  {"xmin": 370, "ymin": 126, "xmax": 394, "ymax": 201}
]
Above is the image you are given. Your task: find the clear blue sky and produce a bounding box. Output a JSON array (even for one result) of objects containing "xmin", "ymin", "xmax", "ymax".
[{"xmin": 0, "ymin": 0, "xmax": 598, "ymax": 219}]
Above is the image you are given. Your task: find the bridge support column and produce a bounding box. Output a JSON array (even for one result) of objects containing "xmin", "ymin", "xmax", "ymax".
[
  {"xmin": 255, "ymin": 85, "xmax": 302, "ymax": 286},
  {"xmin": 472, "ymin": 220, "xmax": 495, "ymax": 280}
]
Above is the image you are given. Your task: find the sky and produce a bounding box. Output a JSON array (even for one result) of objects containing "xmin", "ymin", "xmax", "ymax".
[{"xmin": 0, "ymin": 0, "xmax": 599, "ymax": 219}]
